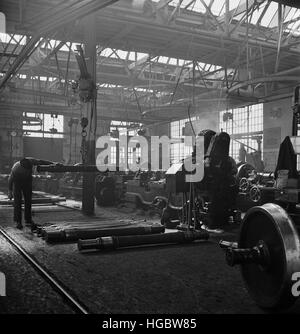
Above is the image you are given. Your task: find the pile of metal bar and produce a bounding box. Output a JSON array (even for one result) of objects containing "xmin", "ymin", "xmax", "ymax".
[{"xmin": 37, "ymin": 221, "xmax": 165, "ymax": 243}]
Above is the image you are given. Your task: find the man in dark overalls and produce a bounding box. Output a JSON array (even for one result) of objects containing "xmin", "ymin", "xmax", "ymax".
[{"xmin": 8, "ymin": 157, "xmax": 59, "ymax": 231}]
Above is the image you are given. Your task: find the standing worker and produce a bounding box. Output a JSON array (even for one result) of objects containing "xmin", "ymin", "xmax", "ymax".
[{"xmin": 8, "ymin": 157, "xmax": 61, "ymax": 231}]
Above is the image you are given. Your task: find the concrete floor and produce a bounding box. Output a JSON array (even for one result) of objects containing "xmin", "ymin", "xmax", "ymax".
[{"xmin": 0, "ymin": 195, "xmax": 300, "ymax": 314}]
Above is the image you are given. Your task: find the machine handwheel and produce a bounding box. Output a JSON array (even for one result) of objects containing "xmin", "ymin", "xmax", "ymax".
[
  {"xmin": 237, "ymin": 163, "xmax": 255, "ymax": 180},
  {"xmin": 239, "ymin": 203, "xmax": 300, "ymax": 309},
  {"xmin": 249, "ymin": 186, "xmax": 261, "ymax": 203},
  {"xmin": 239, "ymin": 177, "xmax": 250, "ymax": 192}
]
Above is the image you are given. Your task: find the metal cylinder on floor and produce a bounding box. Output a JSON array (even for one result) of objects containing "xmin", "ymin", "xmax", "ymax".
[
  {"xmin": 78, "ymin": 230, "xmax": 209, "ymax": 251},
  {"xmin": 45, "ymin": 224, "xmax": 165, "ymax": 243}
]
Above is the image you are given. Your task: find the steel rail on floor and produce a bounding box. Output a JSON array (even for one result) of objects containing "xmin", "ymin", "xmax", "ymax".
[{"xmin": 0, "ymin": 227, "xmax": 89, "ymax": 314}]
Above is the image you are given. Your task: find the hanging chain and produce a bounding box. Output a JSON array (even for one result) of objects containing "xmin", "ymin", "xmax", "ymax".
[{"xmin": 80, "ymin": 115, "xmax": 89, "ymax": 164}]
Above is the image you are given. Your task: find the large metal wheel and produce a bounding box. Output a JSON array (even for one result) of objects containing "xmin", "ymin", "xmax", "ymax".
[{"xmin": 239, "ymin": 203, "xmax": 300, "ymax": 309}]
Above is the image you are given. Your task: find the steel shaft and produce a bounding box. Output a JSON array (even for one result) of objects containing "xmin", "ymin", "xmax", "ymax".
[
  {"xmin": 222, "ymin": 240, "xmax": 270, "ymax": 267},
  {"xmin": 45, "ymin": 225, "xmax": 165, "ymax": 243},
  {"xmin": 37, "ymin": 165, "xmax": 100, "ymax": 173},
  {"xmin": 78, "ymin": 230, "xmax": 209, "ymax": 251}
]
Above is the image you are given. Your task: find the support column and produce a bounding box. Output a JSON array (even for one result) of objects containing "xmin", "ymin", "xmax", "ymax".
[
  {"xmin": 225, "ymin": 0, "xmax": 230, "ymax": 36},
  {"xmin": 82, "ymin": 14, "xmax": 97, "ymax": 215}
]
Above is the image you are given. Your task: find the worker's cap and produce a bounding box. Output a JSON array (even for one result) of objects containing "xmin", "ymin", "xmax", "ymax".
[{"xmin": 20, "ymin": 158, "xmax": 33, "ymax": 170}]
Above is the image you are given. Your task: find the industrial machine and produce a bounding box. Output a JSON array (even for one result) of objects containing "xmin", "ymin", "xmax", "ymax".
[
  {"xmin": 124, "ymin": 170, "xmax": 182, "ymax": 216},
  {"xmin": 220, "ymin": 86, "xmax": 300, "ymax": 310},
  {"xmin": 36, "ymin": 164, "xmax": 210, "ymax": 250},
  {"xmin": 163, "ymin": 130, "xmax": 241, "ymax": 230},
  {"xmin": 35, "ymin": 163, "xmax": 132, "ymax": 206},
  {"xmin": 236, "ymin": 163, "xmax": 275, "ymax": 209},
  {"xmin": 125, "ymin": 171, "xmax": 166, "ymax": 207},
  {"xmin": 95, "ymin": 172, "xmax": 135, "ymax": 206},
  {"xmin": 95, "ymin": 174, "xmax": 115, "ymax": 206},
  {"xmin": 33, "ymin": 174, "xmax": 61, "ymax": 195}
]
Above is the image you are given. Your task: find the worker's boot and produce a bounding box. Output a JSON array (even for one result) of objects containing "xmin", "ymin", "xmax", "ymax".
[
  {"xmin": 15, "ymin": 222, "xmax": 23, "ymax": 230},
  {"xmin": 30, "ymin": 222, "xmax": 38, "ymax": 232}
]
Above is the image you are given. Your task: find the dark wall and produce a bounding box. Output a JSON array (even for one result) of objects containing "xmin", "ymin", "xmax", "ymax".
[{"xmin": 23, "ymin": 137, "xmax": 63, "ymax": 162}]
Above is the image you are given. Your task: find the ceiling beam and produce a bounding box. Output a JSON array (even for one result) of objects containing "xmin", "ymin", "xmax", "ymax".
[{"xmin": 0, "ymin": 0, "xmax": 120, "ymax": 91}]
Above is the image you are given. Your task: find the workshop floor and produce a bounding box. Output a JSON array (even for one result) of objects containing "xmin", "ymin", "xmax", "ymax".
[{"xmin": 0, "ymin": 193, "xmax": 300, "ymax": 314}]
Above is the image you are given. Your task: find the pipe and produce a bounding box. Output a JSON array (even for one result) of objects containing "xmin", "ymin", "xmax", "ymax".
[{"xmin": 78, "ymin": 230, "xmax": 209, "ymax": 251}]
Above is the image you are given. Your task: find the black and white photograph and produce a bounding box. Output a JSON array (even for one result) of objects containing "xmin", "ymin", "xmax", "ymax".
[{"xmin": 0, "ymin": 0, "xmax": 300, "ymax": 322}]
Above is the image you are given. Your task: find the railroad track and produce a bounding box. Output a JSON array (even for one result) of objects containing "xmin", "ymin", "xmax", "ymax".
[{"xmin": 0, "ymin": 226, "xmax": 90, "ymax": 314}]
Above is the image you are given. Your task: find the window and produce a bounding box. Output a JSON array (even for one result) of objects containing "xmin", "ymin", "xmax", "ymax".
[
  {"xmin": 127, "ymin": 146, "xmax": 141, "ymax": 167},
  {"xmin": 119, "ymin": 147, "xmax": 125, "ymax": 165},
  {"xmin": 219, "ymin": 104, "xmax": 263, "ymax": 161},
  {"xmin": 23, "ymin": 112, "xmax": 64, "ymax": 138},
  {"xmin": 110, "ymin": 145, "xmax": 116, "ymax": 164},
  {"xmin": 128, "ymin": 147, "xmax": 133, "ymax": 165},
  {"xmin": 109, "ymin": 121, "xmax": 143, "ymax": 167}
]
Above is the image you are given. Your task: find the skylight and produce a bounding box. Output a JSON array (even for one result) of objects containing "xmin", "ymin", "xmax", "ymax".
[{"xmin": 150, "ymin": 0, "xmax": 300, "ymax": 32}]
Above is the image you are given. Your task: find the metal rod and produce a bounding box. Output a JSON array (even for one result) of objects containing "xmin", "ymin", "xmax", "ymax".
[
  {"xmin": 37, "ymin": 165, "xmax": 99, "ymax": 173},
  {"xmin": 78, "ymin": 230, "xmax": 209, "ymax": 251},
  {"xmin": 0, "ymin": 197, "xmax": 66, "ymax": 205},
  {"xmin": 45, "ymin": 225, "xmax": 165, "ymax": 243}
]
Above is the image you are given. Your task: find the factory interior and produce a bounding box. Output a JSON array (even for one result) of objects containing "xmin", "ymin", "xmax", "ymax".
[{"xmin": 1, "ymin": 0, "xmax": 300, "ymax": 317}]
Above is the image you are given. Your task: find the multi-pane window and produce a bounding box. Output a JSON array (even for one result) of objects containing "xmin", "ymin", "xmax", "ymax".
[
  {"xmin": 170, "ymin": 117, "xmax": 196, "ymax": 163},
  {"xmin": 127, "ymin": 147, "xmax": 141, "ymax": 166},
  {"xmin": 128, "ymin": 147, "xmax": 133, "ymax": 165},
  {"xmin": 119, "ymin": 147, "xmax": 125, "ymax": 165},
  {"xmin": 219, "ymin": 104, "xmax": 263, "ymax": 161},
  {"xmin": 109, "ymin": 121, "xmax": 142, "ymax": 167},
  {"xmin": 109, "ymin": 144, "xmax": 142, "ymax": 169},
  {"xmin": 110, "ymin": 145, "xmax": 116, "ymax": 164},
  {"xmin": 23, "ymin": 112, "xmax": 64, "ymax": 138}
]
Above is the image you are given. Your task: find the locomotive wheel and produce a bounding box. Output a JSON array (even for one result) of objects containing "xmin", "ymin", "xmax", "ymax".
[
  {"xmin": 249, "ymin": 186, "xmax": 261, "ymax": 203},
  {"xmin": 239, "ymin": 203, "xmax": 300, "ymax": 309}
]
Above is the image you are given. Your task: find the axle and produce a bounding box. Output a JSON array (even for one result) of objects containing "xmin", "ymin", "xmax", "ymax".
[
  {"xmin": 78, "ymin": 230, "xmax": 209, "ymax": 251},
  {"xmin": 44, "ymin": 225, "xmax": 166, "ymax": 243},
  {"xmin": 219, "ymin": 240, "xmax": 270, "ymax": 267}
]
